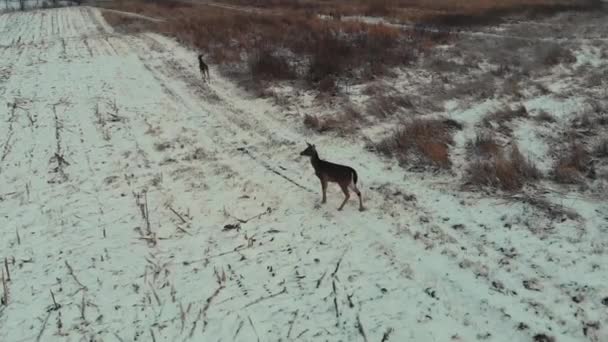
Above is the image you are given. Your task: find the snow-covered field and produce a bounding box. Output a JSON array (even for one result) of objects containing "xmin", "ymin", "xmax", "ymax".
[{"xmin": 0, "ymin": 6, "xmax": 607, "ymax": 342}]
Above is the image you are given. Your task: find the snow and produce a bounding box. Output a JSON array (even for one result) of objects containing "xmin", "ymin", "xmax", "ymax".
[{"xmin": 0, "ymin": 6, "xmax": 607, "ymax": 342}]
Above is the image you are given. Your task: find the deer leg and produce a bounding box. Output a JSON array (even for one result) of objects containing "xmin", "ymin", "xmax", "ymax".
[
  {"xmin": 338, "ymin": 183, "xmax": 350, "ymax": 211},
  {"xmin": 350, "ymin": 183, "xmax": 364, "ymax": 211},
  {"xmin": 320, "ymin": 177, "xmax": 328, "ymax": 204}
]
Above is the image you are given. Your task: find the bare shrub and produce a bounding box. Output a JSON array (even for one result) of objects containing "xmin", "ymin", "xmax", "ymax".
[
  {"xmin": 465, "ymin": 143, "xmax": 541, "ymax": 191},
  {"xmin": 446, "ymin": 73, "xmax": 497, "ymax": 100},
  {"xmin": 154, "ymin": 142, "xmax": 172, "ymax": 151},
  {"xmin": 101, "ymin": 11, "xmax": 157, "ymax": 33},
  {"xmin": 593, "ymin": 139, "xmax": 608, "ymax": 158},
  {"xmin": 533, "ymin": 110, "xmax": 556, "ymax": 123},
  {"xmin": 374, "ymin": 118, "xmax": 461, "ymax": 168},
  {"xmin": 101, "ymin": 1, "xmax": 410, "ymax": 90},
  {"xmin": 424, "ymin": 55, "xmax": 472, "ymax": 74},
  {"xmin": 468, "ymin": 131, "xmax": 501, "ymax": 157},
  {"xmin": 364, "ymin": 0, "xmax": 393, "ymax": 16},
  {"xmin": 249, "ymin": 48, "xmax": 295, "ymax": 81},
  {"xmin": 572, "ymin": 113, "xmax": 595, "ymax": 129},
  {"xmin": 582, "ymin": 66, "xmax": 607, "ymax": 88},
  {"xmin": 482, "ymin": 104, "xmax": 528, "ymax": 135},
  {"xmin": 535, "ymin": 43, "xmax": 576, "ymax": 67},
  {"xmin": 501, "ymin": 75, "xmax": 524, "ymax": 98},
  {"xmin": 303, "ymin": 107, "xmax": 362, "ymax": 134},
  {"xmin": 553, "ymin": 143, "xmax": 591, "ymax": 184},
  {"xmin": 366, "ymin": 93, "xmax": 413, "ymax": 118},
  {"xmin": 572, "ymin": 102, "xmax": 608, "ymax": 129}
]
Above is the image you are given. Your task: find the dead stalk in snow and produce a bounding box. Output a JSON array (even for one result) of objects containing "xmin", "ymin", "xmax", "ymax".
[
  {"xmin": 244, "ymin": 286, "xmax": 287, "ymax": 308},
  {"xmin": 65, "ymin": 260, "xmax": 87, "ymax": 291},
  {"xmin": 332, "ymin": 280, "xmax": 340, "ymax": 326},
  {"xmin": 287, "ymin": 310, "xmax": 299, "ymax": 339},
  {"xmin": 16, "ymin": 227, "xmax": 21, "ymax": 245},
  {"xmin": 36, "ymin": 311, "xmax": 52, "ymax": 342},
  {"xmin": 50, "ymin": 290, "xmax": 59, "ymax": 311},
  {"xmin": 233, "ymin": 318, "xmax": 244, "ymax": 340},
  {"xmin": 331, "ymin": 250, "xmax": 347, "ymax": 278},
  {"xmin": 356, "ymin": 314, "xmax": 368, "ymax": 342},
  {"xmin": 179, "ymin": 302, "xmax": 187, "ymax": 333},
  {"xmin": 188, "ymin": 308, "xmax": 203, "ymax": 338},
  {"xmin": 80, "ymin": 292, "xmax": 86, "ymax": 321},
  {"xmin": 1, "ymin": 269, "xmax": 8, "ymax": 305},
  {"xmin": 144, "ymin": 191, "xmax": 151, "ymax": 236},
  {"xmin": 248, "ymin": 316, "xmax": 261, "ymax": 342},
  {"xmin": 224, "ymin": 206, "xmax": 272, "ymax": 224},
  {"xmin": 149, "ymin": 283, "xmax": 161, "ymax": 306},
  {"xmin": 381, "ymin": 327, "xmax": 394, "ymax": 342},
  {"xmin": 4, "ymin": 258, "xmax": 10, "ymax": 281},
  {"xmin": 112, "ymin": 332, "xmax": 126, "ymax": 342},
  {"xmin": 168, "ymin": 205, "xmax": 187, "ymax": 224},
  {"xmin": 202, "ymin": 267, "xmax": 227, "ymax": 332},
  {"xmin": 316, "ymin": 270, "xmax": 327, "ymax": 289}
]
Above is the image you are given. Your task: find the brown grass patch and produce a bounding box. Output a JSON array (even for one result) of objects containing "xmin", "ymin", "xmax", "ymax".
[
  {"xmin": 465, "ymin": 143, "xmax": 541, "ymax": 191},
  {"xmin": 447, "ymin": 73, "xmax": 497, "ymax": 100},
  {"xmin": 593, "ymin": 139, "xmax": 608, "ymax": 158},
  {"xmin": 553, "ymin": 143, "xmax": 591, "ymax": 184},
  {"xmin": 365, "ymin": 92, "xmax": 413, "ymax": 118},
  {"xmin": 374, "ymin": 118, "xmax": 461, "ymax": 168},
  {"xmin": 102, "ymin": 0, "xmax": 414, "ymax": 89},
  {"xmin": 482, "ymin": 105, "xmax": 528, "ymax": 136},
  {"xmin": 303, "ymin": 105, "xmax": 363, "ymax": 134},
  {"xmin": 248, "ymin": 47, "xmax": 296, "ymax": 81},
  {"xmin": 468, "ymin": 131, "xmax": 501, "ymax": 157},
  {"xmin": 216, "ymin": 0, "xmax": 599, "ymax": 26},
  {"xmin": 101, "ymin": 11, "xmax": 157, "ymax": 33},
  {"xmin": 534, "ymin": 43, "xmax": 577, "ymax": 67},
  {"xmin": 533, "ymin": 110, "xmax": 556, "ymax": 123}
]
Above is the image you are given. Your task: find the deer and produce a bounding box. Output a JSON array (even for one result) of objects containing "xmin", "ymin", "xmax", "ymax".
[
  {"xmin": 198, "ymin": 54, "xmax": 209, "ymax": 82},
  {"xmin": 300, "ymin": 143, "xmax": 364, "ymax": 212}
]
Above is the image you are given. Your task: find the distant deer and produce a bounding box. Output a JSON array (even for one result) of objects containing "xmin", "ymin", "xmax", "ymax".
[
  {"xmin": 300, "ymin": 143, "xmax": 364, "ymax": 211},
  {"xmin": 198, "ymin": 54, "xmax": 209, "ymax": 82}
]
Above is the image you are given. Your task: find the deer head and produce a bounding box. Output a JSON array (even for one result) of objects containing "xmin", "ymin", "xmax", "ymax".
[{"xmin": 300, "ymin": 142, "xmax": 317, "ymax": 157}]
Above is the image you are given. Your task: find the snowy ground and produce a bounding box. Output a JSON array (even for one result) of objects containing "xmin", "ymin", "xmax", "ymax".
[{"xmin": 0, "ymin": 6, "xmax": 607, "ymax": 342}]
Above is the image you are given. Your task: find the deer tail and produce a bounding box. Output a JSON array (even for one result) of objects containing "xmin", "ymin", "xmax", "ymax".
[{"xmin": 352, "ymin": 169, "xmax": 358, "ymax": 185}]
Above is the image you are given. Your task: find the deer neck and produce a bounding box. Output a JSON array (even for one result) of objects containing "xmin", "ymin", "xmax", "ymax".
[{"xmin": 310, "ymin": 152, "xmax": 321, "ymax": 170}]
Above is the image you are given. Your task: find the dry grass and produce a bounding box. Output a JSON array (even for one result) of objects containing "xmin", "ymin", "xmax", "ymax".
[
  {"xmin": 303, "ymin": 105, "xmax": 363, "ymax": 134},
  {"xmin": 365, "ymin": 92, "xmax": 413, "ymax": 118},
  {"xmin": 533, "ymin": 110, "xmax": 557, "ymax": 123},
  {"xmin": 446, "ymin": 73, "xmax": 497, "ymax": 101},
  {"xmin": 103, "ymin": 0, "xmax": 415, "ymax": 89},
  {"xmin": 467, "ymin": 131, "xmax": 501, "ymax": 157},
  {"xmin": 101, "ymin": 11, "xmax": 155, "ymax": 33},
  {"xmin": 374, "ymin": 118, "xmax": 462, "ymax": 168},
  {"xmin": 465, "ymin": 143, "xmax": 541, "ymax": 191},
  {"xmin": 248, "ymin": 48, "xmax": 296, "ymax": 81},
  {"xmin": 534, "ymin": 43, "xmax": 577, "ymax": 67},
  {"xmin": 553, "ymin": 143, "xmax": 591, "ymax": 184},
  {"xmin": 217, "ymin": 0, "xmax": 599, "ymax": 25},
  {"xmin": 593, "ymin": 139, "xmax": 608, "ymax": 158},
  {"xmin": 482, "ymin": 105, "xmax": 528, "ymax": 136}
]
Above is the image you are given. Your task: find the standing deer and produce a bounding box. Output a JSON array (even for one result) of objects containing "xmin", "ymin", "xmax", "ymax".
[
  {"xmin": 198, "ymin": 54, "xmax": 209, "ymax": 82},
  {"xmin": 300, "ymin": 143, "xmax": 364, "ymax": 211}
]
